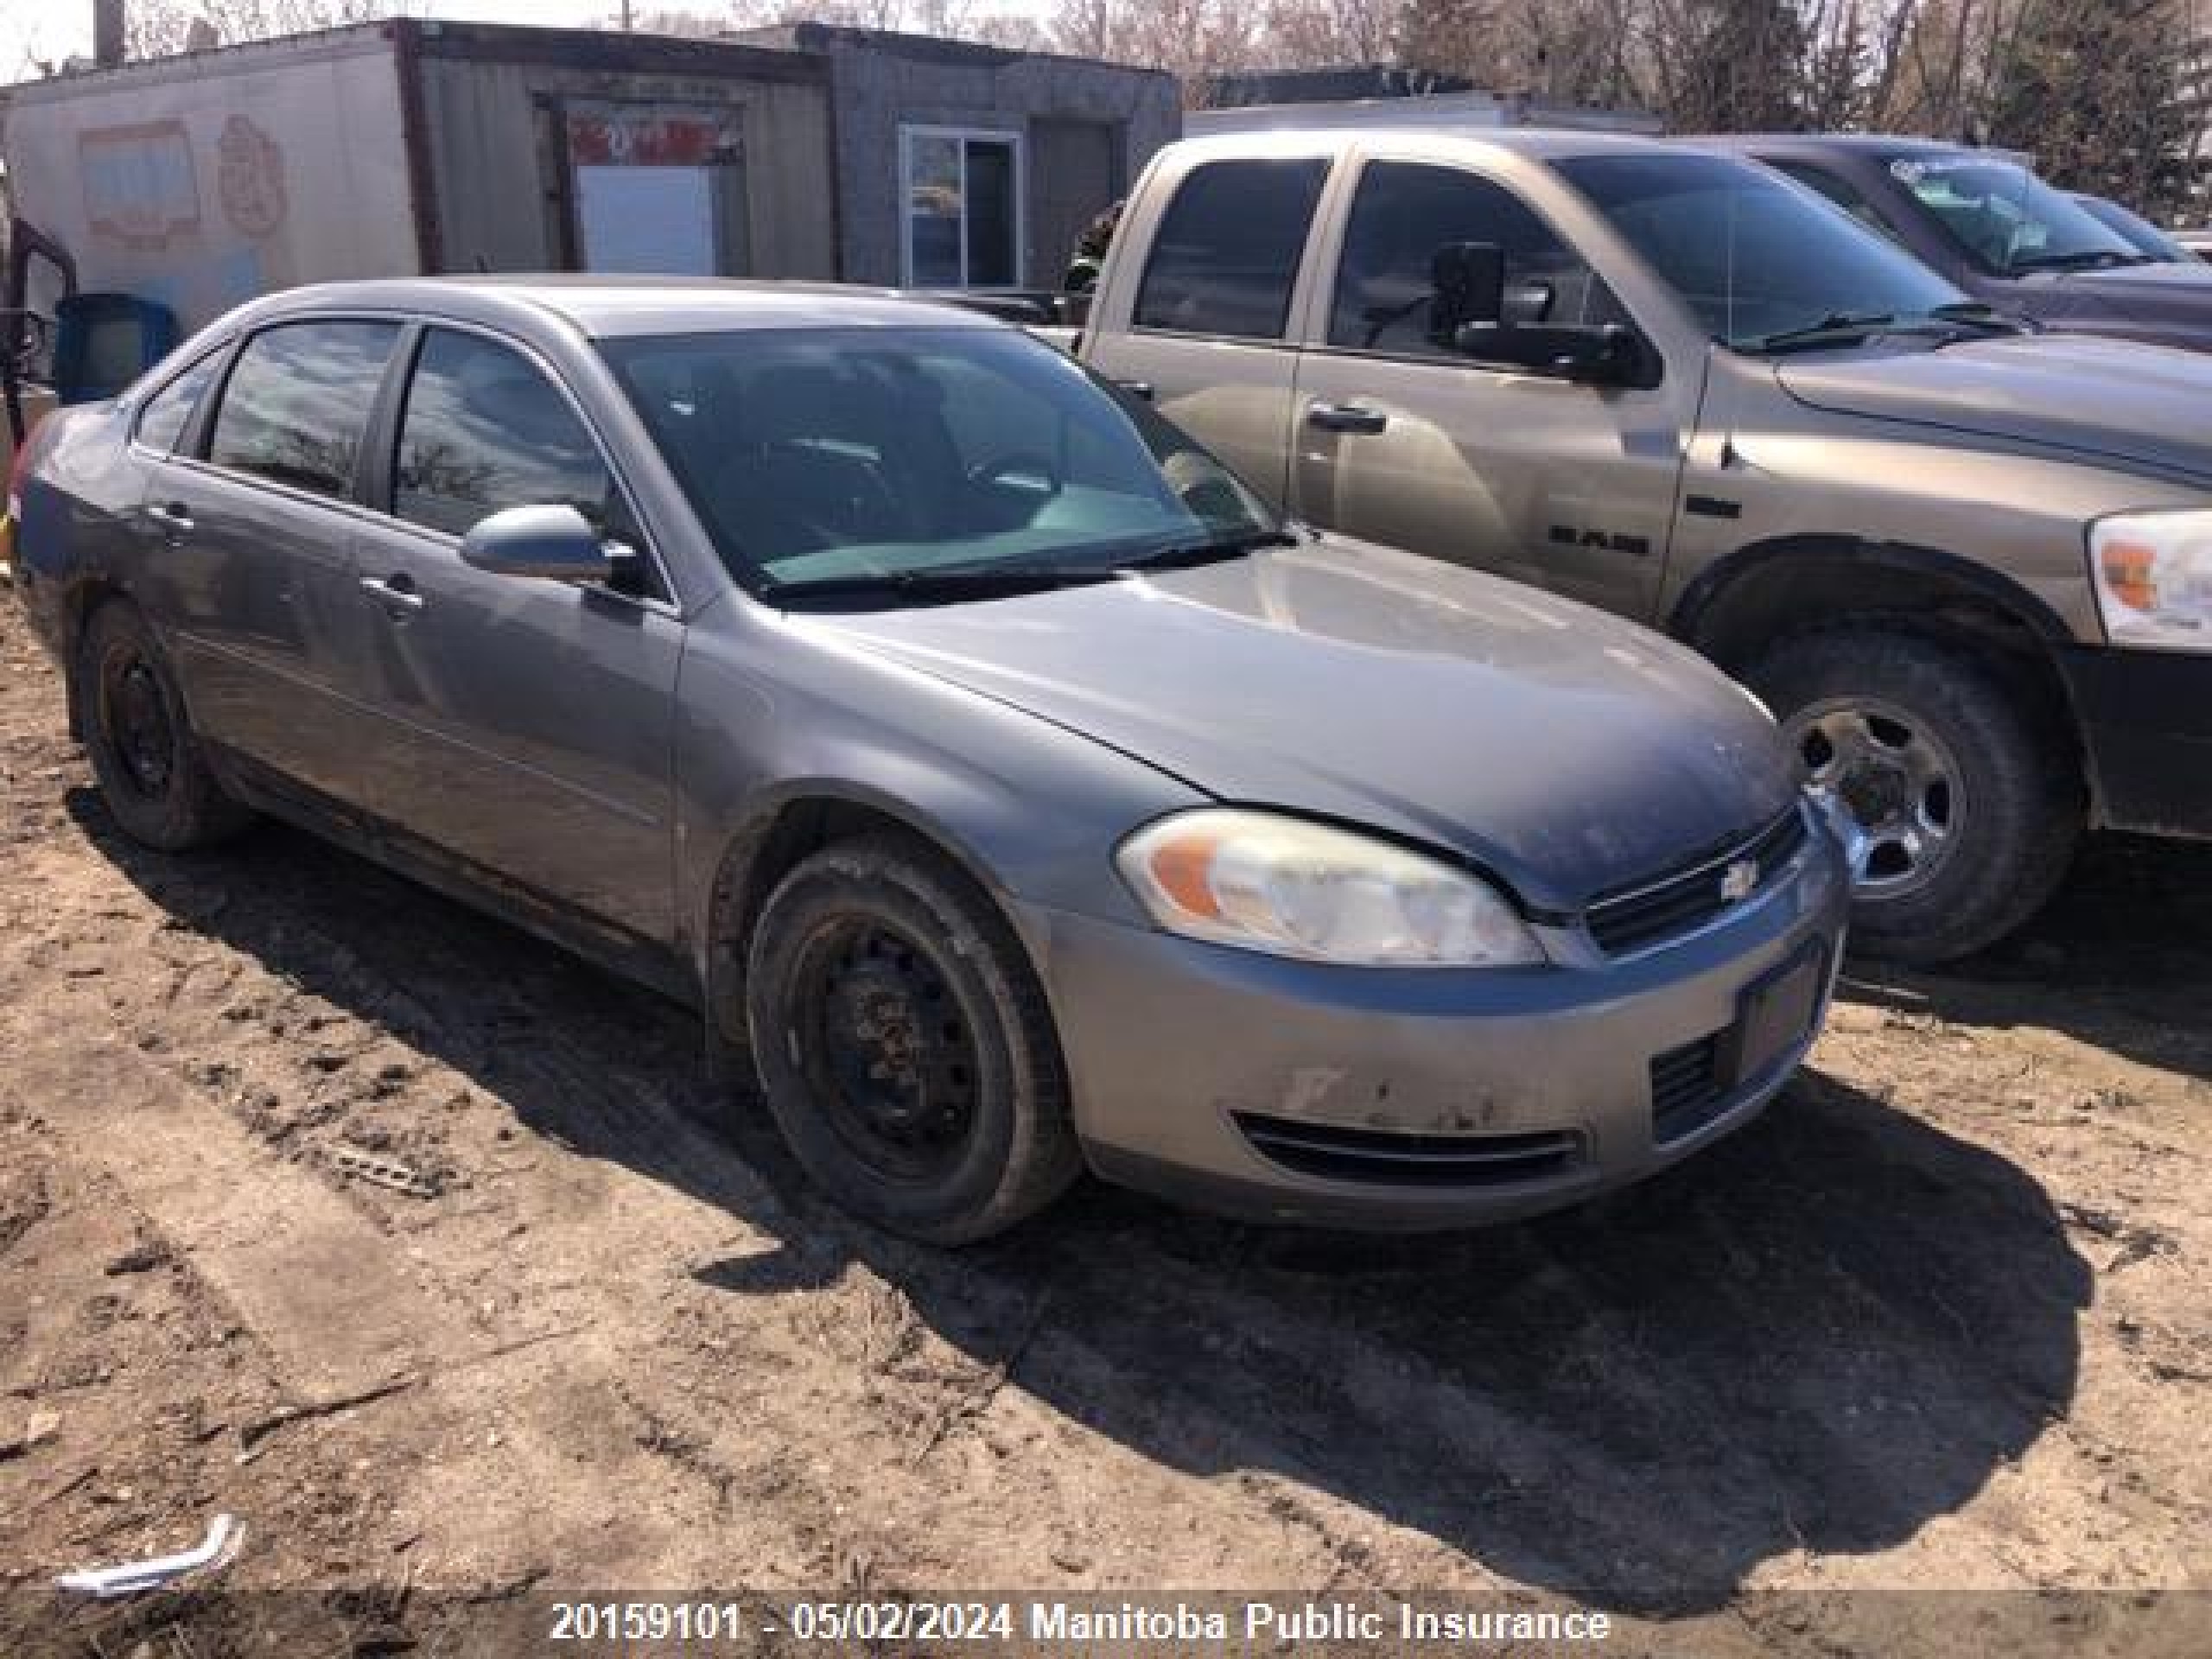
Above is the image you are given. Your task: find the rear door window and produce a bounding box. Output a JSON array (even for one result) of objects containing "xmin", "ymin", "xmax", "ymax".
[
  {"xmin": 392, "ymin": 329, "xmax": 617, "ymax": 538},
  {"xmin": 1328, "ymin": 162, "xmax": 1629, "ymax": 358},
  {"xmin": 207, "ymin": 321, "xmax": 400, "ymax": 499},
  {"xmin": 1134, "ymin": 159, "xmax": 1328, "ymax": 340}
]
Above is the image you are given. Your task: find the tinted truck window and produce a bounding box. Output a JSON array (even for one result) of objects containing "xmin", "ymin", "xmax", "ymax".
[
  {"xmin": 1134, "ymin": 159, "xmax": 1326, "ymax": 340},
  {"xmin": 394, "ymin": 330, "xmax": 613, "ymax": 537},
  {"xmin": 1329, "ymin": 162, "xmax": 1627, "ymax": 356},
  {"xmin": 207, "ymin": 321, "xmax": 399, "ymax": 499}
]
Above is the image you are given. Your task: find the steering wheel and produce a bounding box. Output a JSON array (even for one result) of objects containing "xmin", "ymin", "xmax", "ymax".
[{"xmin": 968, "ymin": 451, "xmax": 1063, "ymax": 497}]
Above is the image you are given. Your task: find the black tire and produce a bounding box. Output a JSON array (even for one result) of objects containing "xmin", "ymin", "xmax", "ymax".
[
  {"xmin": 1745, "ymin": 626, "xmax": 2082, "ymax": 966},
  {"xmin": 73, "ymin": 599, "xmax": 254, "ymax": 852},
  {"xmin": 743, "ymin": 835, "xmax": 1082, "ymax": 1243}
]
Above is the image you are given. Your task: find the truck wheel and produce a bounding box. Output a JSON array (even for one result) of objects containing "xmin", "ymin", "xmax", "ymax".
[
  {"xmin": 73, "ymin": 599, "xmax": 254, "ymax": 852},
  {"xmin": 744, "ymin": 836, "xmax": 1083, "ymax": 1243},
  {"xmin": 1745, "ymin": 628, "xmax": 2081, "ymax": 966}
]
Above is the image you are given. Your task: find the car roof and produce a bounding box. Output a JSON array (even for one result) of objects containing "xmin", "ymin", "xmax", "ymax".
[
  {"xmin": 1161, "ymin": 125, "xmax": 1674, "ymax": 167},
  {"xmin": 1689, "ymin": 132, "xmax": 2030, "ymax": 166},
  {"xmin": 222, "ymin": 276, "xmax": 1002, "ymax": 340}
]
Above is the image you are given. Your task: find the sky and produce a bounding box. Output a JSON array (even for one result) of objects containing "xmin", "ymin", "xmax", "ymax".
[{"xmin": 1, "ymin": 1, "xmax": 1037, "ymax": 82}]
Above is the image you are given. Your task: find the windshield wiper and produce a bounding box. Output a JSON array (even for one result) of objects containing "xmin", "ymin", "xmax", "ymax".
[
  {"xmin": 1113, "ymin": 527, "xmax": 1302, "ymax": 574},
  {"xmin": 2011, "ymin": 248, "xmax": 2157, "ymax": 272},
  {"xmin": 1745, "ymin": 311, "xmax": 1899, "ymax": 352},
  {"xmin": 755, "ymin": 565, "xmax": 1119, "ymax": 608}
]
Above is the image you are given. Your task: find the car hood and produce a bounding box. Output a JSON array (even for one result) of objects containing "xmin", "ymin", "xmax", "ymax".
[
  {"xmin": 1775, "ymin": 332, "xmax": 2212, "ymax": 483},
  {"xmin": 806, "ymin": 537, "xmax": 1800, "ymax": 911},
  {"xmin": 2044, "ymin": 259, "xmax": 2212, "ymax": 319}
]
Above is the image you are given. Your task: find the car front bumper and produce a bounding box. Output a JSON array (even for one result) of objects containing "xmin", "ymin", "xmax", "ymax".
[
  {"xmin": 2062, "ymin": 645, "xmax": 2212, "ymax": 840},
  {"xmin": 1026, "ymin": 820, "xmax": 1853, "ymax": 1230}
]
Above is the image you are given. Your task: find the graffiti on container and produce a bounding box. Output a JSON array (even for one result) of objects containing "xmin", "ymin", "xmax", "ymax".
[
  {"xmin": 218, "ymin": 115, "xmax": 288, "ymax": 238},
  {"xmin": 79, "ymin": 120, "xmax": 201, "ymax": 249},
  {"xmin": 565, "ymin": 105, "xmax": 744, "ymax": 168}
]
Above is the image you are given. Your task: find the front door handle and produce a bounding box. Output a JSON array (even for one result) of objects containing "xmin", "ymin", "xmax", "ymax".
[
  {"xmin": 1306, "ymin": 402, "xmax": 1389, "ymax": 435},
  {"xmin": 359, "ymin": 573, "xmax": 426, "ymax": 618},
  {"xmin": 1115, "ymin": 378, "xmax": 1155, "ymax": 402}
]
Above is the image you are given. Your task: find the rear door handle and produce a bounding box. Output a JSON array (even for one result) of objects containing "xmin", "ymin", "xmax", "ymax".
[
  {"xmin": 147, "ymin": 501, "xmax": 194, "ymax": 537},
  {"xmin": 359, "ymin": 573, "xmax": 426, "ymax": 617},
  {"xmin": 1306, "ymin": 402, "xmax": 1389, "ymax": 435}
]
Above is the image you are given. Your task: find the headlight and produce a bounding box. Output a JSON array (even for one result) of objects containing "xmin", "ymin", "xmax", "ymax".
[
  {"xmin": 1115, "ymin": 809, "xmax": 1546, "ymax": 967},
  {"xmin": 2089, "ymin": 512, "xmax": 2212, "ymax": 650}
]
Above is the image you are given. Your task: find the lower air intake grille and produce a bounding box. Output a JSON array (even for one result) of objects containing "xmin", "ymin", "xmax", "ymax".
[
  {"xmin": 1649, "ymin": 1033, "xmax": 1728, "ymax": 1144},
  {"xmin": 1231, "ymin": 1113, "xmax": 1584, "ymax": 1188}
]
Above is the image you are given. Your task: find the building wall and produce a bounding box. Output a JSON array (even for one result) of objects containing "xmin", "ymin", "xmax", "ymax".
[
  {"xmin": 412, "ymin": 29, "xmax": 836, "ymax": 281},
  {"xmin": 791, "ymin": 29, "xmax": 1179, "ymax": 286},
  {"xmin": 0, "ymin": 28, "xmax": 416, "ymax": 333}
]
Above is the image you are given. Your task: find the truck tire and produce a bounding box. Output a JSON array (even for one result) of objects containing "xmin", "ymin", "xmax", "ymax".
[
  {"xmin": 744, "ymin": 835, "xmax": 1083, "ymax": 1243},
  {"xmin": 1744, "ymin": 627, "xmax": 2080, "ymax": 966},
  {"xmin": 74, "ymin": 598, "xmax": 255, "ymax": 852}
]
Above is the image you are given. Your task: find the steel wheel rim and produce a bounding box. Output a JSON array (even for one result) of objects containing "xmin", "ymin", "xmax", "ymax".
[
  {"xmin": 1784, "ymin": 696, "xmax": 1965, "ymax": 899},
  {"xmin": 788, "ymin": 916, "xmax": 982, "ymax": 1185},
  {"xmin": 99, "ymin": 645, "xmax": 180, "ymax": 801}
]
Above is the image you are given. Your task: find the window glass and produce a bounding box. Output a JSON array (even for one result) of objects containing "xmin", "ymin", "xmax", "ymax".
[
  {"xmin": 207, "ymin": 321, "xmax": 399, "ymax": 499},
  {"xmin": 902, "ymin": 131, "xmax": 1020, "ymax": 288},
  {"xmin": 1556, "ymin": 152, "xmax": 1967, "ymax": 349},
  {"xmin": 134, "ymin": 353, "xmax": 222, "ymax": 454},
  {"xmin": 1769, "ymin": 161, "xmax": 1893, "ymax": 235},
  {"xmin": 393, "ymin": 330, "xmax": 615, "ymax": 538},
  {"xmin": 1135, "ymin": 159, "xmax": 1327, "ymax": 340},
  {"xmin": 1329, "ymin": 162, "xmax": 1629, "ymax": 356},
  {"xmin": 601, "ymin": 325, "xmax": 1277, "ymax": 589}
]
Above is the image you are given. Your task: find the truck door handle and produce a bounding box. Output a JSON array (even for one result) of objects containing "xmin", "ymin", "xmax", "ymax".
[
  {"xmin": 359, "ymin": 573, "xmax": 426, "ymax": 618},
  {"xmin": 147, "ymin": 501, "xmax": 194, "ymax": 537},
  {"xmin": 1307, "ymin": 402, "xmax": 1389, "ymax": 435}
]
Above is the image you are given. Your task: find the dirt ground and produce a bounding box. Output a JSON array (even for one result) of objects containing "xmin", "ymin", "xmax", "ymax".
[{"xmin": 0, "ymin": 588, "xmax": 2207, "ymax": 1657}]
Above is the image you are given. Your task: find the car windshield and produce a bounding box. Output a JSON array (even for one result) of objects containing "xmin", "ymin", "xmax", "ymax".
[
  {"xmin": 1890, "ymin": 156, "xmax": 2145, "ymax": 273},
  {"xmin": 1554, "ymin": 152, "xmax": 1972, "ymax": 353},
  {"xmin": 599, "ymin": 325, "xmax": 1279, "ymax": 599}
]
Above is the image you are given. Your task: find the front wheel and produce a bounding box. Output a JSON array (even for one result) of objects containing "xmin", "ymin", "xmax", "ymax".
[
  {"xmin": 743, "ymin": 836, "xmax": 1082, "ymax": 1243},
  {"xmin": 1745, "ymin": 627, "xmax": 2082, "ymax": 965}
]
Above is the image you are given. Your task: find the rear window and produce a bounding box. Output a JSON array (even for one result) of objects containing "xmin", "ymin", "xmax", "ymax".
[
  {"xmin": 1134, "ymin": 159, "xmax": 1327, "ymax": 340},
  {"xmin": 207, "ymin": 321, "xmax": 400, "ymax": 500}
]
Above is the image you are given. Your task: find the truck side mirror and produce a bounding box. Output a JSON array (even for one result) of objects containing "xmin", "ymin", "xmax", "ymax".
[
  {"xmin": 1451, "ymin": 321, "xmax": 1646, "ymax": 387},
  {"xmin": 1429, "ymin": 241, "xmax": 1504, "ymax": 344}
]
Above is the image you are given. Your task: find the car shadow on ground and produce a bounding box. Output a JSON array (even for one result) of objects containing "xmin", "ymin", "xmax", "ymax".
[
  {"xmin": 69, "ymin": 794, "xmax": 2089, "ymax": 1618},
  {"xmin": 1845, "ymin": 832, "xmax": 2212, "ymax": 1086}
]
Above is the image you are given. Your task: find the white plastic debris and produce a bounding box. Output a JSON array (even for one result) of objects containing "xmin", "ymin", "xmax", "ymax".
[{"xmin": 55, "ymin": 1513, "xmax": 241, "ymax": 1599}]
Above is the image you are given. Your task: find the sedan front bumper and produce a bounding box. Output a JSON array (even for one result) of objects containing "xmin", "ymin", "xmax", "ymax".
[{"xmin": 1027, "ymin": 823, "xmax": 1851, "ymax": 1230}]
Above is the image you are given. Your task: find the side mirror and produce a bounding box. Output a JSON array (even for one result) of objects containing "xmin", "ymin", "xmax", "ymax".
[
  {"xmin": 458, "ymin": 504, "xmax": 614, "ymax": 583},
  {"xmin": 1428, "ymin": 240, "xmax": 1504, "ymax": 343},
  {"xmin": 1451, "ymin": 321, "xmax": 1645, "ymax": 386}
]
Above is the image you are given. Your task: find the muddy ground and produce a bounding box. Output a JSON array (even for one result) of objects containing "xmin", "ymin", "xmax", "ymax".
[{"xmin": 0, "ymin": 590, "xmax": 2207, "ymax": 1656}]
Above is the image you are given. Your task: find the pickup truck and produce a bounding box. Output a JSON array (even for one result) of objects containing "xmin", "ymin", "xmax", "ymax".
[{"xmin": 1076, "ymin": 130, "xmax": 2212, "ymax": 964}]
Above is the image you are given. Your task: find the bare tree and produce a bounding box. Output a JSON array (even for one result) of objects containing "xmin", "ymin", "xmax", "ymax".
[{"xmin": 124, "ymin": 0, "xmax": 412, "ymax": 60}]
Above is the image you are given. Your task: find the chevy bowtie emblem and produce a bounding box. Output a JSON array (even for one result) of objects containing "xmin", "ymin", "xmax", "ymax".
[{"xmin": 1719, "ymin": 859, "xmax": 1760, "ymax": 904}]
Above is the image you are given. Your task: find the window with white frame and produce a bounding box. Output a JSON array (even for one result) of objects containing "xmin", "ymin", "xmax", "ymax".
[{"xmin": 901, "ymin": 126, "xmax": 1023, "ymax": 288}]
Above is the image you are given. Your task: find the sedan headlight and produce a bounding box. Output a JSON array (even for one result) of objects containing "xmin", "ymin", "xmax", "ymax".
[
  {"xmin": 1116, "ymin": 810, "xmax": 1546, "ymax": 967},
  {"xmin": 2089, "ymin": 512, "xmax": 2212, "ymax": 650}
]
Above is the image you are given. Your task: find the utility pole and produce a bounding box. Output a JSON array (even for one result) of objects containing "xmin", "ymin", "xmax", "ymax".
[{"xmin": 93, "ymin": 0, "xmax": 126, "ymax": 67}]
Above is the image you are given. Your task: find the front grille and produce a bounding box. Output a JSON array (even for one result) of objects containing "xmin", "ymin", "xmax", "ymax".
[
  {"xmin": 1586, "ymin": 805, "xmax": 1810, "ymax": 957},
  {"xmin": 1231, "ymin": 1113, "xmax": 1584, "ymax": 1189},
  {"xmin": 1649, "ymin": 1033, "xmax": 1728, "ymax": 1144}
]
